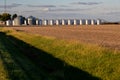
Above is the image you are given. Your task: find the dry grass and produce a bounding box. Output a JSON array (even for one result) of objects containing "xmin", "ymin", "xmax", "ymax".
[
  {"xmin": 5, "ymin": 25, "xmax": 120, "ymax": 50},
  {"xmin": 0, "ymin": 58, "xmax": 9, "ymax": 80}
]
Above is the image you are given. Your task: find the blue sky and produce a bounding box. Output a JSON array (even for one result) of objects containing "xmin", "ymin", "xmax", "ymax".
[{"xmin": 0, "ymin": 0, "xmax": 120, "ymax": 21}]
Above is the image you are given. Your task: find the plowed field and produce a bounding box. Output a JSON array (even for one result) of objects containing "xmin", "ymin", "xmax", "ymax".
[{"xmin": 6, "ymin": 25, "xmax": 120, "ymax": 50}]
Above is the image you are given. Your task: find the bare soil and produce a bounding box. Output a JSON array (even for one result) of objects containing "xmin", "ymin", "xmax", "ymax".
[{"xmin": 6, "ymin": 25, "xmax": 120, "ymax": 50}]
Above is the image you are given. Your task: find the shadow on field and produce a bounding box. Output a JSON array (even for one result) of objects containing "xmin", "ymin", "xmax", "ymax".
[{"xmin": 0, "ymin": 32, "xmax": 101, "ymax": 80}]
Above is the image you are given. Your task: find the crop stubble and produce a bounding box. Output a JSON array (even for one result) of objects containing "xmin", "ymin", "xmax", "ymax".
[{"xmin": 6, "ymin": 25, "xmax": 120, "ymax": 50}]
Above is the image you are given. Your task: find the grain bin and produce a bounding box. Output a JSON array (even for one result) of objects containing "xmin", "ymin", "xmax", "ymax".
[
  {"xmin": 74, "ymin": 19, "xmax": 77, "ymax": 25},
  {"xmin": 59, "ymin": 19, "xmax": 62, "ymax": 25},
  {"xmin": 36, "ymin": 19, "xmax": 39, "ymax": 25},
  {"xmin": 43, "ymin": 19, "xmax": 48, "ymax": 25},
  {"xmin": 85, "ymin": 19, "xmax": 91, "ymax": 25},
  {"xmin": 39, "ymin": 19, "xmax": 42, "ymax": 25},
  {"xmin": 62, "ymin": 19, "xmax": 65, "ymax": 25},
  {"xmin": 82, "ymin": 19, "xmax": 86, "ymax": 25},
  {"xmin": 91, "ymin": 19, "xmax": 95, "ymax": 25},
  {"xmin": 68, "ymin": 19, "xmax": 71, "ymax": 25},
  {"xmin": 68, "ymin": 19, "xmax": 73, "ymax": 25},
  {"xmin": 6, "ymin": 20, "xmax": 12, "ymax": 26},
  {"xmin": 62, "ymin": 19, "xmax": 68, "ymax": 25},
  {"xmin": 13, "ymin": 16, "xmax": 24, "ymax": 26},
  {"xmin": 86, "ymin": 19, "xmax": 88, "ymax": 25},
  {"xmin": 76, "ymin": 19, "xmax": 80, "ymax": 25},
  {"xmin": 24, "ymin": 19, "xmax": 27, "ymax": 25},
  {"xmin": 70, "ymin": 19, "xmax": 74, "ymax": 25},
  {"xmin": 27, "ymin": 16, "xmax": 36, "ymax": 25},
  {"xmin": 12, "ymin": 20, "xmax": 15, "ymax": 25},
  {"xmin": 64, "ymin": 19, "xmax": 68, "ymax": 25},
  {"xmin": 88, "ymin": 19, "xmax": 91, "ymax": 25},
  {"xmin": 55, "ymin": 19, "xmax": 60, "ymax": 25},
  {"xmin": 80, "ymin": 19, "xmax": 82, "ymax": 25},
  {"xmin": 97, "ymin": 19, "xmax": 101, "ymax": 25},
  {"xmin": 28, "ymin": 17, "xmax": 32, "ymax": 25},
  {"xmin": 49, "ymin": 19, "xmax": 54, "ymax": 25}
]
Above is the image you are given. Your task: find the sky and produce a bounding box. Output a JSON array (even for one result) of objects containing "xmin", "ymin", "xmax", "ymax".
[{"xmin": 0, "ymin": 0, "xmax": 120, "ymax": 22}]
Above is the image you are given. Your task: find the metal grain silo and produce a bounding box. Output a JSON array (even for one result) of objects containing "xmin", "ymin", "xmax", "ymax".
[
  {"xmin": 97, "ymin": 19, "xmax": 101, "ymax": 25},
  {"xmin": 55, "ymin": 19, "xmax": 60, "ymax": 25},
  {"xmin": 24, "ymin": 19, "xmax": 27, "ymax": 25},
  {"xmin": 74, "ymin": 19, "xmax": 77, "ymax": 25},
  {"xmin": 91, "ymin": 19, "xmax": 95, "ymax": 25},
  {"xmin": 64, "ymin": 19, "xmax": 68, "ymax": 25},
  {"xmin": 39, "ymin": 19, "xmax": 42, "ymax": 25},
  {"xmin": 85, "ymin": 19, "xmax": 89, "ymax": 25},
  {"xmin": 76, "ymin": 19, "xmax": 80, "ymax": 25},
  {"xmin": 68, "ymin": 19, "xmax": 71, "ymax": 25},
  {"xmin": 27, "ymin": 17, "xmax": 32, "ymax": 25},
  {"xmin": 43, "ymin": 19, "xmax": 48, "ymax": 25},
  {"xmin": 13, "ymin": 16, "xmax": 24, "ymax": 26},
  {"xmin": 27, "ymin": 16, "xmax": 36, "ymax": 25},
  {"xmin": 28, "ymin": 18, "xmax": 32, "ymax": 25},
  {"xmin": 36, "ymin": 19, "xmax": 39, "ymax": 25},
  {"xmin": 62, "ymin": 19, "xmax": 65, "ymax": 25},
  {"xmin": 6, "ymin": 20, "xmax": 12, "ymax": 26},
  {"xmin": 12, "ymin": 20, "xmax": 15, "ymax": 25},
  {"xmin": 88, "ymin": 19, "xmax": 91, "ymax": 25},
  {"xmin": 81, "ymin": 19, "xmax": 85, "ymax": 25},
  {"xmin": 49, "ymin": 19, "xmax": 54, "ymax": 25},
  {"xmin": 80, "ymin": 19, "xmax": 82, "ymax": 25}
]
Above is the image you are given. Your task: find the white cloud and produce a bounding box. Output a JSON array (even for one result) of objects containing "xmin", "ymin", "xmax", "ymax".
[
  {"xmin": 27, "ymin": 5, "xmax": 56, "ymax": 8},
  {"xmin": 0, "ymin": 3, "xmax": 22, "ymax": 9},
  {"xmin": 71, "ymin": 2, "xmax": 103, "ymax": 5}
]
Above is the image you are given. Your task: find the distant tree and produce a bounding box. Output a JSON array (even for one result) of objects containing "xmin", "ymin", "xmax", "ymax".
[
  {"xmin": 12, "ymin": 14, "xmax": 17, "ymax": 20},
  {"xmin": 0, "ymin": 14, "xmax": 2, "ymax": 20},
  {"xmin": 0, "ymin": 13, "xmax": 11, "ymax": 21}
]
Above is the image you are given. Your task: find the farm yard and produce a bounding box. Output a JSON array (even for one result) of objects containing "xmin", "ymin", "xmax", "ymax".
[{"xmin": 0, "ymin": 25, "xmax": 120, "ymax": 80}]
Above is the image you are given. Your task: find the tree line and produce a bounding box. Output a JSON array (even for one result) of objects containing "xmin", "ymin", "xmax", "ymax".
[{"xmin": 0, "ymin": 13, "xmax": 17, "ymax": 21}]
